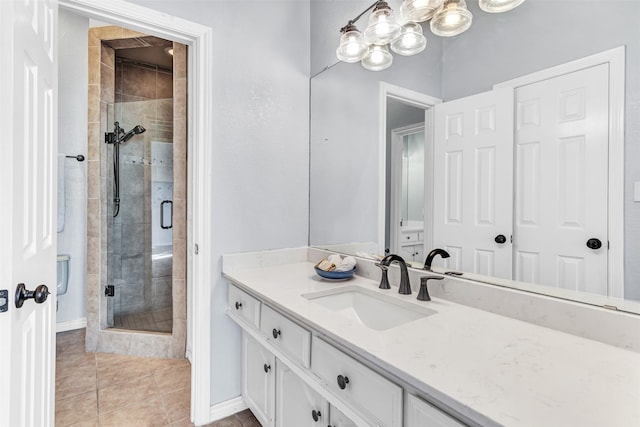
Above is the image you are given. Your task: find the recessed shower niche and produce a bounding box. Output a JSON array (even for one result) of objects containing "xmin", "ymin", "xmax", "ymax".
[{"xmin": 86, "ymin": 25, "xmax": 187, "ymax": 358}]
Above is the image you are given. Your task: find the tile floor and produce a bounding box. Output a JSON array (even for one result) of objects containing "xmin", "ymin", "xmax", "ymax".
[
  {"xmin": 113, "ymin": 306, "xmax": 173, "ymax": 332},
  {"xmin": 56, "ymin": 329, "xmax": 260, "ymax": 427}
]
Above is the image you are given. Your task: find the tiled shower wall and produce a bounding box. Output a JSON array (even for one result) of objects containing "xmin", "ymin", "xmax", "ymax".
[{"xmin": 86, "ymin": 25, "xmax": 187, "ymax": 358}]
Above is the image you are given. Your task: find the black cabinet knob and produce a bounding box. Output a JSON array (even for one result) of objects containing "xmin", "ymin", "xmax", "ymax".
[
  {"xmin": 263, "ymin": 363, "xmax": 271, "ymax": 373},
  {"xmin": 586, "ymin": 238, "xmax": 602, "ymax": 250},
  {"xmin": 15, "ymin": 283, "xmax": 49, "ymax": 308},
  {"xmin": 235, "ymin": 301, "xmax": 242, "ymax": 310},
  {"xmin": 311, "ymin": 409, "xmax": 321, "ymax": 422},
  {"xmin": 337, "ymin": 374, "xmax": 350, "ymax": 390},
  {"xmin": 272, "ymin": 328, "xmax": 281, "ymax": 339},
  {"xmin": 495, "ymin": 234, "xmax": 507, "ymax": 244}
]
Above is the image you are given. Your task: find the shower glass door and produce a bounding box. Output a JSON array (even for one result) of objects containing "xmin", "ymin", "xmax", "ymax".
[{"xmin": 105, "ymin": 98, "xmax": 174, "ymax": 333}]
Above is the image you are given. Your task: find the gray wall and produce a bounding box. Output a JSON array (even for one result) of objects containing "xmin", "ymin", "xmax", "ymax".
[
  {"xmin": 126, "ymin": 0, "xmax": 311, "ymax": 405},
  {"xmin": 441, "ymin": 0, "xmax": 640, "ymax": 300},
  {"xmin": 57, "ymin": 9, "xmax": 88, "ymax": 325}
]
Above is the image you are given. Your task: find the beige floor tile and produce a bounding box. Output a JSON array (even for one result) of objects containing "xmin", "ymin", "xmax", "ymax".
[
  {"xmin": 169, "ymin": 419, "xmax": 194, "ymax": 427},
  {"xmin": 55, "ymin": 390, "xmax": 97, "ymax": 427},
  {"xmin": 65, "ymin": 419, "xmax": 98, "ymax": 427},
  {"xmin": 97, "ymin": 357, "xmax": 154, "ymax": 389},
  {"xmin": 56, "ymin": 371, "xmax": 97, "ymax": 401},
  {"xmin": 147, "ymin": 357, "xmax": 190, "ymax": 374},
  {"xmin": 98, "ymin": 394, "xmax": 170, "ymax": 427},
  {"xmin": 160, "ymin": 388, "xmax": 190, "ymax": 424},
  {"xmin": 203, "ymin": 415, "xmax": 243, "ymax": 427},
  {"xmin": 154, "ymin": 363, "xmax": 190, "ymax": 392},
  {"xmin": 235, "ymin": 410, "xmax": 261, "ymax": 427},
  {"xmin": 98, "ymin": 374, "xmax": 160, "ymax": 414}
]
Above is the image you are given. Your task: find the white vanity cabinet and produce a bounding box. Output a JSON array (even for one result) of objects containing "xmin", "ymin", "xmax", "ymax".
[
  {"xmin": 328, "ymin": 405, "xmax": 357, "ymax": 427},
  {"xmin": 311, "ymin": 337, "xmax": 403, "ymax": 427},
  {"xmin": 228, "ymin": 285, "xmax": 261, "ymax": 329},
  {"xmin": 276, "ymin": 360, "xmax": 329, "ymax": 427},
  {"xmin": 399, "ymin": 230, "xmax": 424, "ymax": 262},
  {"xmin": 260, "ymin": 304, "xmax": 311, "ymax": 368},
  {"xmin": 242, "ymin": 333, "xmax": 276, "ymax": 427},
  {"xmin": 406, "ymin": 394, "xmax": 466, "ymax": 427}
]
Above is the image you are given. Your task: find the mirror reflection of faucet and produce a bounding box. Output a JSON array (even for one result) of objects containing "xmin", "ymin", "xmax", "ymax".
[
  {"xmin": 423, "ymin": 248, "xmax": 450, "ymax": 271},
  {"xmin": 376, "ymin": 254, "xmax": 411, "ymax": 294}
]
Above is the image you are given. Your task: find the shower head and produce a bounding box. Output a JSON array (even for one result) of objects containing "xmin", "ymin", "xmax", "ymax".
[{"xmin": 119, "ymin": 125, "xmax": 146, "ymax": 144}]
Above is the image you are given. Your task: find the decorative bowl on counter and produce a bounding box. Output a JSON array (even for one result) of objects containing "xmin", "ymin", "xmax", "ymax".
[{"xmin": 314, "ymin": 266, "xmax": 356, "ymax": 281}]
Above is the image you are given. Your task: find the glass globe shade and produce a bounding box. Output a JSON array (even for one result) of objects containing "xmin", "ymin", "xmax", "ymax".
[
  {"xmin": 336, "ymin": 27, "xmax": 369, "ymax": 63},
  {"xmin": 400, "ymin": 0, "xmax": 445, "ymax": 23},
  {"xmin": 430, "ymin": 0, "xmax": 473, "ymax": 37},
  {"xmin": 479, "ymin": 0, "xmax": 526, "ymax": 13},
  {"xmin": 391, "ymin": 23, "xmax": 427, "ymax": 56},
  {"xmin": 363, "ymin": 4, "xmax": 402, "ymax": 45},
  {"xmin": 361, "ymin": 45, "xmax": 393, "ymax": 71}
]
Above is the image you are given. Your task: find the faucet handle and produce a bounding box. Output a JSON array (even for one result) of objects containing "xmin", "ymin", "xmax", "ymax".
[
  {"xmin": 417, "ymin": 276, "xmax": 444, "ymax": 301},
  {"xmin": 375, "ymin": 263, "xmax": 391, "ymax": 290}
]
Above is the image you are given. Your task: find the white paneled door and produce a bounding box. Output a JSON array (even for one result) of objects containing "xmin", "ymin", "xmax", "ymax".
[
  {"xmin": 514, "ymin": 64, "xmax": 609, "ymax": 294},
  {"xmin": 0, "ymin": 1, "xmax": 58, "ymax": 426},
  {"xmin": 433, "ymin": 87, "xmax": 514, "ymax": 278}
]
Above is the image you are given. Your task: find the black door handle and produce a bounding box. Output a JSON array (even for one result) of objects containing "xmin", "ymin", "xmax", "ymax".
[
  {"xmin": 586, "ymin": 238, "xmax": 602, "ymax": 250},
  {"xmin": 15, "ymin": 283, "xmax": 49, "ymax": 308},
  {"xmin": 494, "ymin": 234, "xmax": 507, "ymax": 244}
]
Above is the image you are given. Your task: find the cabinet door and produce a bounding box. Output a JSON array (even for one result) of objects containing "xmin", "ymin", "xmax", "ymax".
[
  {"xmin": 406, "ymin": 394, "xmax": 465, "ymax": 427},
  {"xmin": 276, "ymin": 360, "xmax": 328, "ymax": 427},
  {"xmin": 243, "ymin": 333, "xmax": 276, "ymax": 427},
  {"xmin": 329, "ymin": 405, "xmax": 357, "ymax": 427}
]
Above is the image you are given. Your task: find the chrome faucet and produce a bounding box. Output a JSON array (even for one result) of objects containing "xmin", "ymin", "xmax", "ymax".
[
  {"xmin": 423, "ymin": 249, "xmax": 450, "ymax": 271},
  {"xmin": 377, "ymin": 254, "xmax": 411, "ymax": 294}
]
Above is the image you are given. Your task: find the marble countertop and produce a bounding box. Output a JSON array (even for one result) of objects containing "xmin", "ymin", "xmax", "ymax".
[{"xmin": 223, "ymin": 260, "xmax": 640, "ymax": 427}]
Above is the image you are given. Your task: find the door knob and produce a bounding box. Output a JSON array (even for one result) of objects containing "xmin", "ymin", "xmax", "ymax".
[
  {"xmin": 586, "ymin": 238, "xmax": 602, "ymax": 250},
  {"xmin": 494, "ymin": 234, "xmax": 507, "ymax": 244},
  {"xmin": 263, "ymin": 363, "xmax": 271, "ymax": 373},
  {"xmin": 15, "ymin": 283, "xmax": 49, "ymax": 308},
  {"xmin": 311, "ymin": 409, "xmax": 321, "ymax": 422}
]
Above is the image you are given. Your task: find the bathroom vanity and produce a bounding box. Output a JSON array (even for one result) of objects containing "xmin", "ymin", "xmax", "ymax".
[{"xmin": 223, "ymin": 248, "xmax": 640, "ymax": 427}]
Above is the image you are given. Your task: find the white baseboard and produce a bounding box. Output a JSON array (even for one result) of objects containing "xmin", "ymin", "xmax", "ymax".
[
  {"xmin": 208, "ymin": 396, "xmax": 248, "ymax": 424},
  {"xmin": 56, "ymin": 318, "xmax": 87, "ymax": 333}
]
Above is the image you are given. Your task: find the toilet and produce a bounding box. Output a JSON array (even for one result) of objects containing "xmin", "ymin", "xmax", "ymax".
[{"xmin": 57, "ymin": 254, "xmax": 70, "ymax": 295}]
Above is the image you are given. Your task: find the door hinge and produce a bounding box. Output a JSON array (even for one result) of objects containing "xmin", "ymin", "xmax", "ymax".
[
  {"xmin": 0, "ymin": 289, "xmax": 8, "ymax": 313},
  {"xmin": 194, "ymin": 244, "xmax": 199, "ymax": 255}
]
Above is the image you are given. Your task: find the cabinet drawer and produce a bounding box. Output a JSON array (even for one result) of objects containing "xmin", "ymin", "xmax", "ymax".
[
  {"xmin": 406, "ymin": 394, "xmax": 465, "ymax": 427},
  {"xmin": 402, "ymin": 231, "xmax": 419, "ymax": 243},
  {"xmin": 228, "ymin": 284, "xmax": 261, "ymax": 329},
  {"xmin": 311, "ymin": 338, "xmax": 403, "ymax": 427},
  {"xmin": 261, "ymin": 305, "xmax": 311, "ymax": 368}
]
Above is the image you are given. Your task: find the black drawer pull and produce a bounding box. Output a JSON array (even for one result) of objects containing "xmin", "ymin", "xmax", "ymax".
[
  {"xmin": 337, "ymin": 374, "xmax": 350, "ymax": 390},
  {"xmin": 272, "ymin": 328, "xmax": 281, "ymax": 339},
  {"xmin": 235, "ymin": 301, "xmax": 242, "ymax": 310},
  {"xmin": 311, "ymin": 409, "xmax": 321, "ymax": 422},
  {"xmin": 263, "ymin": 363, "xmax": 271, "ymax": 373}
]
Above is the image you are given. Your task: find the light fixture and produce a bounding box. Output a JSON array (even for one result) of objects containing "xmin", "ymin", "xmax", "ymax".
[
  {"xmin": 362, "ymin": 45, "xmax": 393, "ymax": 71},
  {"xmin": 430, "ymin": 0, "xmax": 473, "ymax": 37},
  {"xmin": 479, "ymin": 0, "xmax": 526, "ymax": 13},
  {"xmin": 391, "ymin": 22, "xmax": 427, "ymax": 56},
  {"xmin": 336, "ymin": 24, "xmax": 369, "ymax": 63},
  {"xmin": 363, "ymin": 1, "xmax": 401, "ymax": 45},
  {"xmin": 164, "ymin": 46, "xmax": 174, "ymax": 56},
  {"xmin": 336, "ymin": 0, "xmax": 525, "ymax": 71},
  {"xmin": 400, "ymin": 0, "xmax": 445, "ymax": 23}
]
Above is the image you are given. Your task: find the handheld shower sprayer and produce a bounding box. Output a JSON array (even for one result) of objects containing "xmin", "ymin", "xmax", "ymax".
[{"xmin": 106, "ymin": 122, "xmax": 146, "ymax": 217}]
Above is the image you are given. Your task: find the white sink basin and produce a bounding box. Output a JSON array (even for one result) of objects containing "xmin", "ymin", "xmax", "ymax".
[{"xmin": 303, "ymin": 285, "xmax": 436, "ymax": 331}]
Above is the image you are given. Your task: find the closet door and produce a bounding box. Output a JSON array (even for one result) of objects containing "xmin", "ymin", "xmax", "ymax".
[
  {"xmin": 513, "ymin": 64, "xmax": 609, "ymax": 294},
  {"xmin": 433, "ymin": 88, "xmax": 514, "ymax": 278}
]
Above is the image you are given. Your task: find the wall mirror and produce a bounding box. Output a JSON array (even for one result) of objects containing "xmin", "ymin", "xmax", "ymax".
[{"xmin": 309, "ymin": 0, "xmax": 640, "ymax": 312}]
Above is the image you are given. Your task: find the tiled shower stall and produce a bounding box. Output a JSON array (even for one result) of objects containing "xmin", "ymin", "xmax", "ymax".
[{"xmin": 85, "ymin": 25, "xmax": 187, "ymax": 358}]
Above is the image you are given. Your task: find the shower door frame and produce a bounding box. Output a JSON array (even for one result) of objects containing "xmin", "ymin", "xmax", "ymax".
[{"xmin": 59, "ymin": 1, "xmax": 214, "ymax": 424}]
